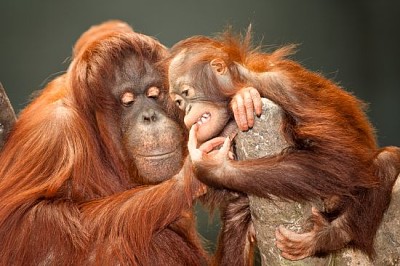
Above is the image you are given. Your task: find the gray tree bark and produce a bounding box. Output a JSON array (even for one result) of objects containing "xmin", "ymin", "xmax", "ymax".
[
  {"xmin": 235, "ymin": 98, "xmax": 400, "ymax": 266},
  {"xmin": 0, "ymin": 83, "xmax": 16, "ymax": 150}
]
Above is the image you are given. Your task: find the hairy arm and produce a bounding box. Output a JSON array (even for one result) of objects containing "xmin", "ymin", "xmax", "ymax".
[
  {"xmin": 189, "ymin": 124, "xmax": 355, "ymax": 203},
  {"xmin": 80, "ymin": 160, "xmax": 201, "ymax": 263},
  {"xmin": 0, "ymin": 87, "xmax": 201, "ymax": 264}
]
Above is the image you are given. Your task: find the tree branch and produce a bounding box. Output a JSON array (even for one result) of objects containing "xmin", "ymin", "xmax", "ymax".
[{"xmin": 235, "ymin": 98, "xmax": 400, "ymax": 265}]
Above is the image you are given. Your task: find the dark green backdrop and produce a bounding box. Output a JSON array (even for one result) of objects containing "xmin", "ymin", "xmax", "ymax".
[{"xmin": 1, "ymin": 0, "xmax": 399, "ymax": 260}]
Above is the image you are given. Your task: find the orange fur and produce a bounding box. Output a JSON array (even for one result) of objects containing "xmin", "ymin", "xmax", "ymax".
[
  {"xmin": 169, "ymin": 29, "xmax": 400, "ymax": 261},
  {"xmin": 0, "ymin": 21, "xmax": 207, "ymax": 265}
]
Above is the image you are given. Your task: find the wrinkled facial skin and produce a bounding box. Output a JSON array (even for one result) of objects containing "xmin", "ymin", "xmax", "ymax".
[
  {"xmin": 168, "ymin": 53, "xmax": 230, "ymax": 144},
  {"xmin": 170, "ymin": 88, "xmax": 229, "ymax": 144},
  {"xmin": 115, "ymin": 54, "xmax": 186, "ymax": 184}
]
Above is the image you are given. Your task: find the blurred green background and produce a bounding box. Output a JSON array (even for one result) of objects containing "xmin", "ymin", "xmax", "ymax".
[{"xmin": 1, "ymin": 0, "xmax": 399, "ymax": 261}]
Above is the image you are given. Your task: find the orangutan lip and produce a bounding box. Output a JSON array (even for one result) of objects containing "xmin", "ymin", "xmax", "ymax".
[
  {"xmin": 137, "ymin": 148, "xmax": 178, "ymax": 159},
  {"xmin": 196, "ymin": 112, "xmax": 211, "ymax": 126}
]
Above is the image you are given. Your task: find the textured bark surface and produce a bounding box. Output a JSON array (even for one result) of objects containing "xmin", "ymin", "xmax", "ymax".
[
  {"xmin": 0, "ymin": 83, "xmax": 16, "ymax": 150},
  {"xmin": 235, "ymin": 98, "xmax": 400, "ymax": 266}
]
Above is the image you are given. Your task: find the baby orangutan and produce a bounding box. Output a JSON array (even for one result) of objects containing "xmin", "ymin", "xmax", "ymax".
[{"xmin": 167, "ymin": 30, "xmax": 400, "ymax": 261}]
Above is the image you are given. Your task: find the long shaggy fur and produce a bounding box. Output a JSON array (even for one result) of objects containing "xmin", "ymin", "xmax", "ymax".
[
  {"xmin": 0, "ymin": 21, "xmax": 207, "ymax": 265},
  {"xmin": 169, "ymin": 29, "xmax": 400, "ymax": 260}
]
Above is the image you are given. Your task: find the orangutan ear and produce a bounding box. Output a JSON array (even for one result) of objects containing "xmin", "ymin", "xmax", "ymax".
[{"xmin": 210, "ymin": 58, "xmax": 227, "ymax": 75}]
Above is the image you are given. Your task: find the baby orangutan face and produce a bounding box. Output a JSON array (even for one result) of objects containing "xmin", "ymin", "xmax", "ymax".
[
  {"xmin": 170, "ymin": 83, "xmax": 230, "ymax": 144},
  {"xmin": 168, "ymin": 50, "xmax": 232, "ymax": 144}
]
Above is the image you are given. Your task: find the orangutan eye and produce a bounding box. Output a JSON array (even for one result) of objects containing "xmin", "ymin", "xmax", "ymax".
[
  {"xmin": 147, "ymin": 87, "xmax": 160, "ymax": 99},
  {"xmin": 174, "ymin": 95, "xmax": 185, "ymax": 110},
  {"xmin": 181, "ymin": 85, "xmax": 194, "ymax": 98},
  {"xmin": 182, "ymin": 89, "xmax": 189, "ymax": 97},
  {"xmin": 121, "ymin": 92, "xmax": 135, "ymax": 107}
]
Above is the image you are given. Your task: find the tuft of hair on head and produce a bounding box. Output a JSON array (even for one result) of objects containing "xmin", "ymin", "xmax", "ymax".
[
  {"xmin": 216, "ymin": 24, "xmax": 255, "ymax": 66},
  {"xmin": 217, "ymin": 24, "xmax": 298, "ymax": 72},
  {"xmin": 73, "ymin": 20, "xmax": 134, "ymax": 58}
]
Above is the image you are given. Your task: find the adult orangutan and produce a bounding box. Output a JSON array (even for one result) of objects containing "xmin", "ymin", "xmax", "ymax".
[
  {"xmin": 167, "ymin": 30, "xmax": 400, "ymax": 261},
  {"xmin": 0, "ymin": 21, "xmax": 208, "ymax": 265}
]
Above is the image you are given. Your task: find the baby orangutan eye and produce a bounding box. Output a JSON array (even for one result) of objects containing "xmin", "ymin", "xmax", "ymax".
[
  {"xmin": 180, "ymin": 85, "xmax": 195, "ymax": 98},
  {"xmin": 121, "ymin": 92, "xmax": 135, "ymax": 107},
  {"xmin": 174, "ymin": 95, "xmax": 185, "ymax": 110}
]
